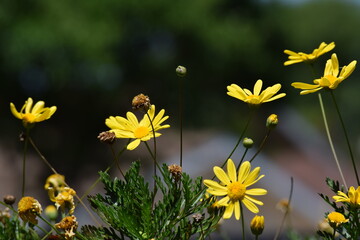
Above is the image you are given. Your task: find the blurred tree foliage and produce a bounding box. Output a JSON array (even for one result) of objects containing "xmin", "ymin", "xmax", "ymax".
[{"xmin": 0, "ymin": 0, "xmax": 359, "ymax": 181}]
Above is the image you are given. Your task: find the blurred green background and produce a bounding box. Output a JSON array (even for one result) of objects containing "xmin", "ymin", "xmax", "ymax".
[{"xmin": 1, "ymin": 0, "xmax": 360, "ymax": 234}]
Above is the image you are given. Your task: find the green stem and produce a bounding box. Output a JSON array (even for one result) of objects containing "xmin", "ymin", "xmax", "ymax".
[
  {"xmin": 178, "ymin": 73, "xmax": 184, "ymax": 168},
  {"xmin": 237, "ymin": 148, "xmax": 249, "ymax": 171},
  {"xmin": 221, "ymin": 109, "xmax": 255, "ymax": 169},
  {"xmin": 110, "ymin": 145, "xmax": 126, "ymax": 179},
  {"xmin": 37, "ymin": 214, "xmax": 63, "ymax": 236},
  {"xmin": 249, "ymin": 129, "xmax": 272, "ymax": 163},
  {"xmin": 21, "ymin": 129, "xmax": 30, "ymax": 197},
  {"xmin": 318, "ymin": 93, "xmax": 348, "ymax": 189},
  {"xmin": 329, "ymin": 91, "xmax": 360, "ymax": 185},
  {"xmin": 273, "ymin": 177, "xmax": 294, "ymax": 240},
  {"xmin": 240, "ymin": 203, "xmax": 245, "ymax": 240}
]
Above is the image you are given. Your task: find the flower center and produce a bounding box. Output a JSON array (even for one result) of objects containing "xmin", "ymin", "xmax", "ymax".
[
  {"xmin": 227, "ymin": 182, "xmax": 246, "ymax": 201},
  {"xmin": 319, "ymin": 75, "xmax": 338, "ymax": 87},
  {"xmin": 134, "ymin": 126, "xmax": 150, "ymax": 139},
  {"xmin": 247, "ymin": 95, "xmax": 261, "ymax": 105},
  {"xmin": 23, "ymin": 113, "xmax": 36, "ymax": 123}
]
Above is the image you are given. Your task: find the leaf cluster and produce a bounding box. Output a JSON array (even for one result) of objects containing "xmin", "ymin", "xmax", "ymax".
[
  {"xmin": 84, "ymin": 161, "xmax": 223, "ymax": 240},
  {"xmin": 0, "ymin": 215, "xmax": 40, "ymax": 240}
]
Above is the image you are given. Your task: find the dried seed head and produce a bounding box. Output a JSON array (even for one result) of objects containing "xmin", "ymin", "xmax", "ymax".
[
  {"xmin": 132, "ymin": 94, "xmax": 151, "ymax": 111},
  {"xmin": 168, "ymin": 164, "xmax": 182, "ymax": 181},
  {"xmin": 192, "ymin": 213, "xmax": 204, "ymax": 223},
  {"xmin": 176, "ymin": 65, "xmax": 187, "ymax": 77},
  {"xmin": 3, "ymin": 195, "xmax": 16, "ymax": 205},
  {"xmin": 98, "ymin": 131, "xmax": 116, "ymax": 144}
]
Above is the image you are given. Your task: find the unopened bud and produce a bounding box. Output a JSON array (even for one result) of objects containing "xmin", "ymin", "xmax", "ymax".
[
  {"xmin": 250, "ymin": 215, "xmax": 264, "ymax": 236},
  {"xmin": 45, "ymin": 205, "xmax": 58, "ymax": 221},
  {"xmin": 132, "ymin": 94, "xmax": 151, "ymax": 111},
  {"xmin": 266, "ymin": 114, "xmax": 278, "ymax": 129},
  {"xmin": 3, "ymin": 195, "xmax": 16, "ymax": 205},
  {"xmin": 243, "ymin": 137, "xmax": 254, "ymax": 148},
  {"xmin": 176, "ymin": 66, "xmax": 187, "ymax": 77}
]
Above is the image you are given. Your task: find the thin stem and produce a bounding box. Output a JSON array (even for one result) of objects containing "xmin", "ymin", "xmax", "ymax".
[
  {"xmin": 222, "ymin": 109, "xmax": 255, "ymax": 169},
  {"xmin": 178, "ymin": 73, "xmax": 184, "ymax": 168},
  {"xmin": 110, "ymin": 145, "xmax": 126, "ymax": 179},
  {"xmin": 37, "ymin": 214, "xmax": 63, "ymax": 236},
  {"xmin": 237, "ymin": 148, "xmax": 249, "ymax": 171},
  {"xmin": 273, "ymin": 177, "xmax": 294, "ymax": 240},
  {"xmin": 21, "ymin": 129, "xmax": 30, "ymax": 197},
  {"xmin": 330, "ymin": 91, "xmax": 360, "ymax": 185},
  {"xmin": 318, "ymin": 93, "xmax": 348, "ymax": 189},
  {"xmin": 249, "ymin": 129, "xmax": 272, "ymax": 163},
  {"xmin": 240, "ymin": 203, "xmax": 245, "ymax": 240},
  {"xmin": 28, "ymin": 136, "xmax": 101, "ymax": 226}
]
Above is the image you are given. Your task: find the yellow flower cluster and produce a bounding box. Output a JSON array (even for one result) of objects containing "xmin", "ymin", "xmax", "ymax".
[{"xmin": 17, "ymin": 196, "xmax": 42, "ymax": 225}]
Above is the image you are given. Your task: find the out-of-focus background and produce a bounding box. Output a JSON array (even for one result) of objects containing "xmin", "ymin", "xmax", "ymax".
[{"xmin": 1, "ymin": 0, "xmax": 360, "ymax": 238}]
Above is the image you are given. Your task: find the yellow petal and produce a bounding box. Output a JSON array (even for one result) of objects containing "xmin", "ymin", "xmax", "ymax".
[
  {"xmin": 226, "ymin": 159, "xmax": 237, "ymax": 182},
  {"xmin": 31, "ymin": 101, "xmax": 45, "ymax": 114},
  {"xmin": 253, "ymin": 80, "xmax": 263, "ymax": 96},
  {"xmin": 217, "ymin": 196, "xmax": 230, "ymax": 206},
  {"xmin": 204, "ymin": 180, "xmax": 227, "ymax": 192},
  {"xmin": 10, "ymin": 103, "xmax": 21, "ymax": 119},
  {"xmin": 223, "ymin": 202, "xmax": 234, "ymax": 219},
  {"xmin": 238, "ymin": 161, "xmax": 250, "ymax": 183},
  {"xmin": 242, "ymin": 198, "xmax": 259, "ymax": 213},
  {"xmin": 213, "ymin": 167, "xmax": 231, "ymax": 185},
  {"xmin": 243, "ymin": 167, "xmax": 260, "ymax": 186},
  {"xmin": 245, "ymin": 188, "xmax": 267, "ymax": 196},
  {"xmin": 25, "ymin": 98, "xmax": 33, "ymax": 113},
  {"xmin": 244, "ymin": 195, "xmax": 264, "ymax": 206},
  {"xmin": 234, "ymin": 201, "xmax": 241, "ymax": 220},
  {"xmin": 127, "ymin": 139, "xmax": 141, "ymax": 150},
  {"xmin": 206, "ymin": 189, "xmax": 228, "ymax": 196},
  {"xmin": 291, "ymin": 82, "xmax": 320, "ymax": 90},
  {"xmin": 330, "ymin": 53, "xmax": 339, "ymax": 77}
]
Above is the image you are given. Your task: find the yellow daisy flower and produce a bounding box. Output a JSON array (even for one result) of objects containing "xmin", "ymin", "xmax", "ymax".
[
  {"xmin": 333, "ymin": 186, "xmax": 360, "ymax": 207},
  {"xmin": 292, "ymin": 53, "xmax": 357, "ymax": 95},
  {"xmin": 203, "ymin": 159, "xmax": 267, "ymax": 220},
  {"xmin": 284, "ymin": 42, "xmax": 335, "ymax": 66},
  {"xmin": 227, "ymin": 79, "xmax": 286, "ymax": 106},
  {"xmin": 327, "ymin": 212, "xmax": 348, "ymax": 228},
  {"xmin": 18, "ymin": 196, "xmax": 42, "ymax": 225},
  {"xmin": 105, "ymin": 104, "xmax": 170, "ymax": 150},
  {"xmin": 10, "ymin": 97, "xmax": 57, "ymax": 127}
]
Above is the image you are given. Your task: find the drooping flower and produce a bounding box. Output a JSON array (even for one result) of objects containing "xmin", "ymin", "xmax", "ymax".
[
  {"xmin": 284, "ymin": 42, "xmax": 335, "ymax": 66},
  {"xmin": 55, "ymin": 215, "xmax": 78, "ymax": 240},
  {"xmin": 203, "ymin": 159, "xmax": 267, "ymax": 220},
  {"xmin": 327, "ymin": 212, "xmax": 348, "ymax": 228},
  {"xmin": 227, "ymin": 80, "xmax": 286, "ymax": 107},
  {"xmin": 292, "ymin": 53, "xmax": 357, "ymax": 95},
  {"xmin": 105, "ymin": 104, "xmax": 170, "ymax": 150},
  {"xmin": 250, "ymin": 215, "xmax": 265, "ymax": 236},
  {"xmin": 49, "ymin": 187, "xmax": 76, "ymax": 214},
  {"xmin": 18, "ymin": 196, "xmax": 42, "ymax": 225},
  {"xmin": 333, "ymin": 186, "xmax": 360, "ymax": 207},
  {"xmin": 10, "ymin": 97, "xmax": 57, "ymax": 127},
  {"xmin": 44, "ymin": 174, "xmax": 66, "ymax": 196}
]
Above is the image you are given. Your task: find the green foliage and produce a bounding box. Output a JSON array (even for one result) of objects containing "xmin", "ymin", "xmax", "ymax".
[
  {"xmin": 0, "ymin": 215, "xmax": 40, "ymax": 240},
  {"xmin": 85, "ymin": 161, "xmax": 223, "ymax": 240},
  {"xmin": 317, "ymin": 178, "xmax": 359, "ymax": 240}
]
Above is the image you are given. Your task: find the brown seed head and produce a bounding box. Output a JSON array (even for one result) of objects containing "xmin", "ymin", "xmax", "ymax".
[
  {"xmin": 132, "ymin": 94, "xmax": 151, "ymax": 111},
  {"xmin": 3, "ymin": 195, "xmax": 16, "ymax": 205},
  {"xmin": 168, "ymin": 164, "xmax": 182, "ymax": 181},
  {"xmin": 98, "ymin": 131, "xmax": 116, "ymax": 144}
]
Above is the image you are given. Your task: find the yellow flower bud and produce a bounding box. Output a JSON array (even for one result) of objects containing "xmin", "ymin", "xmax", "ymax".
[
  {"xmin": 250, "ymin": 215, "xmax": 264, "ymax": 236},
  {"xmin": 176, "ymin": 65, "xmax": 187, "ymax": 77},
  {"xmin": 242, "ymin": 137, "xmax": 254, "ymax": 148},
  {"xmin": 266, "ymin": 114, "xmax": 278, "ymax": 129},
  {"xmin": 45, "ymin": 205, "xmax": 58, "ymax": 221}
]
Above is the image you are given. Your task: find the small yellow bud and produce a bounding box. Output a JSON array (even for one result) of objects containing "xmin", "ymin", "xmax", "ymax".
[
  {"xmin": 242, "ymin": 137, "xmax": 254, "ymax": 148},
  {"xmin": 176, "ymin": 65, "xmax": 187, "ymax": 77},
  {"xmin": 250, "ymin": 215, "xmax": 264, "ymax": 236},
  {"xmin": 266, "ymin": 114, "xmax": 278, "ymax": 129},
  {"xmin": 45, "ymin": 205, "xmax": 58, "ymax": 221}
]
